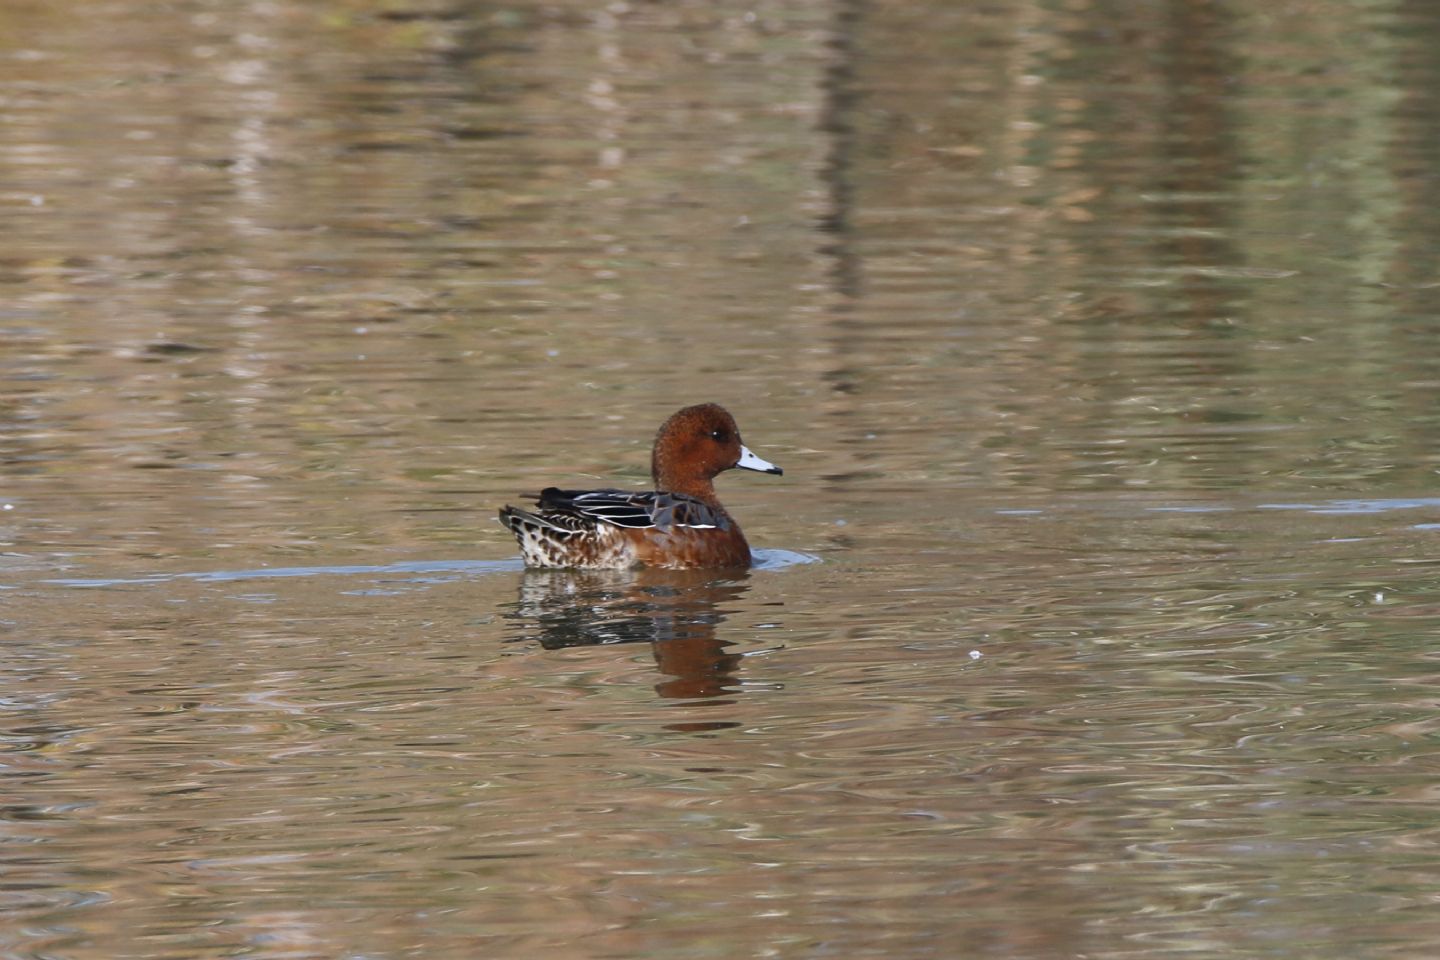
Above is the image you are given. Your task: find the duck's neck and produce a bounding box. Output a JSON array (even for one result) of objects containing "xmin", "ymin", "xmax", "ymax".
[{"xmin": 653, "ymin": 462, "xmax": 719, "ymax": 503}]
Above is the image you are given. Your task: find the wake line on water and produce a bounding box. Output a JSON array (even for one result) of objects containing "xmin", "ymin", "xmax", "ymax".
[{"xmin": 46, "ymin": 549, "xmax": 819, "ymax": 588}]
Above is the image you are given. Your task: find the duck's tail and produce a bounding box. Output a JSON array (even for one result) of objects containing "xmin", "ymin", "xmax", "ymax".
[{"xmin": 498, "ymin": 504, "xmax": 573, "ymax": 537}]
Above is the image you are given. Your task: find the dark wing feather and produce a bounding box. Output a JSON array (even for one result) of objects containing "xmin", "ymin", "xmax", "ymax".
[
  {"xmin": 652, "ymin": 494, "xmax": 729, "ymax": 530},
  {"xmin": 535, "ymin": 488, "xmax": 729, "ymax": 531}
]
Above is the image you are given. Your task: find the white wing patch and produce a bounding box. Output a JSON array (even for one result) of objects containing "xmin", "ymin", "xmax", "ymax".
[{"xmin": 545, "ymin": 489, "xmax": 731, "ymax": 532}]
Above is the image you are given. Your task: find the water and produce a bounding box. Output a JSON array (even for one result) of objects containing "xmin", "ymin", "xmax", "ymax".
[{"xmin": 5, "ymin": 0, "xmax": 1440, "ymax": 957}]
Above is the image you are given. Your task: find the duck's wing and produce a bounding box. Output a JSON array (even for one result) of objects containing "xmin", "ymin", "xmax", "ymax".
[{"xmin": 537, "ymin": 488, "xmax": 731, "ymax": 531}]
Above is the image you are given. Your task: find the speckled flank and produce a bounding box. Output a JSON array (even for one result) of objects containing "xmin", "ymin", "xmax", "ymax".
[{"xmin": 498, "ymin": 506, "xmax": 637, "ymax": 569}]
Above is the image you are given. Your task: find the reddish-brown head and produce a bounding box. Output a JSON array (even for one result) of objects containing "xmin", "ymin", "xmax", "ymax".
[{"xmin": 650, "ymin": 403, "xmax": 782, "ymax": 499}]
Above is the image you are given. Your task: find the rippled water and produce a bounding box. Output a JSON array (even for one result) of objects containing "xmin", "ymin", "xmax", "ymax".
[{"xmin": 5, "ymin": 1, "xmax": 1440, "ymax": 957}]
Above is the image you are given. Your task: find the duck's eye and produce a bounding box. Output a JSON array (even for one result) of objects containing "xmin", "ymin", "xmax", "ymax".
[{"xmin": 709, "ymin": 428, "xmax": 730, "ymax": 443}]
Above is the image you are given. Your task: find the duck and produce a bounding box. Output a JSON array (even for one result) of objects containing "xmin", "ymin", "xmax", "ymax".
[{"xmin": 498, "ymin": 403, "xmax": 782, "ymax": 569}]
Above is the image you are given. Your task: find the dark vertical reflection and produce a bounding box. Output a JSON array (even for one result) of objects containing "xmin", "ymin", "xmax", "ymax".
[
  {"xmin": 1155, "ymin": 0, "xmax": 1242, "ymax": 276},
  {"xmin": 1388, "ymin": 0, "xmax": 1440, "ymax": 293},
  {"xmin": 815, "ymin": 0, "xmax": 873, "ymax": 527},
  {"xmin": 1377, "ymin": 1, "xmax": 1440, "ymax": 482},
  {"xmin": 818, "ymin": 0, "xmax": 866, "ymax": 303},
  {"xmin": 1058, "ymin": 0, "xmax": 1257, "ymax": 491}
]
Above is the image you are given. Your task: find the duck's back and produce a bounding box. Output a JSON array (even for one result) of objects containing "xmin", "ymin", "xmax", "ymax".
[{"xmin": 498, "ymin": 487, "xmax": 750, "ymax": 569}]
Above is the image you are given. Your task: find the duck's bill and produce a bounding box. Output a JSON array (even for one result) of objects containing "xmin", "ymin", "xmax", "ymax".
[{"xmin": 737, "ymin": 445, "xmax": 783, "ymax": 475}]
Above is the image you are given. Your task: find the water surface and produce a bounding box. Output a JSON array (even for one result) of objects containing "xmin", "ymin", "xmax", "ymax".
[{"xmin": 5, "ymin": 1, "xmax": 1440, "ymax": 958}]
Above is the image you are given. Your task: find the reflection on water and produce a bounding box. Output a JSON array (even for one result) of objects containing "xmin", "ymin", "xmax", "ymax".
[
  {"xmin": 506, "ymin": 568, "xmax": 751, "ymax": 708},
  {"xmin": 6, "ymin": 0, "xmax": 1440, "ymax": 957}
]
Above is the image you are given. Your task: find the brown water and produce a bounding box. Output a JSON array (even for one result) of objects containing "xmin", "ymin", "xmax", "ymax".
[{"xmin": 5, "ymin": 1, "xmax": 1440, "ymax": 957}]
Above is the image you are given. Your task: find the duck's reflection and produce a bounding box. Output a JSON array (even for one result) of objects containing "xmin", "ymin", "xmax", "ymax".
[{"xmin": 504, "ymin": 568, "xmax": 752, "ymax": 702}]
